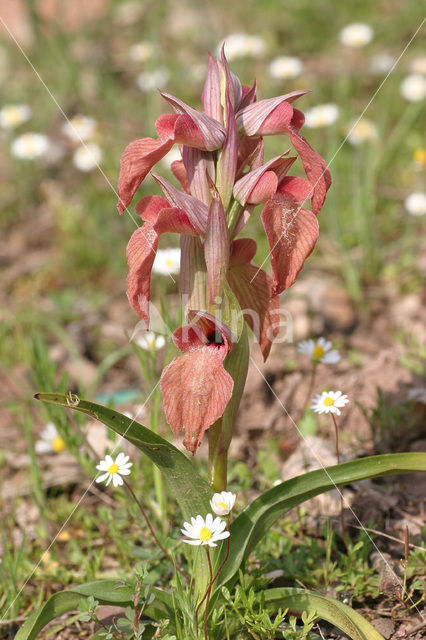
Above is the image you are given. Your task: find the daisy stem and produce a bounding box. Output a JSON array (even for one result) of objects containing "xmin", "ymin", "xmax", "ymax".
[
  {"xmin": 123, "ymin": 479, "xmax": 190, "ymax": 584},
  {"xmin": 331, "ymin": 414, "xmax": 349, "ymax": 551},
  {"xmin": 296, "ymin": 362, "xmax": 318, "ymax": 423},
  {"xmin": 195, "ymin": 528, "xmax": 230, "ymax": 617},
  {"xmin": 204, "ymin": 547, "xmax": 214, "ymax": 640}
]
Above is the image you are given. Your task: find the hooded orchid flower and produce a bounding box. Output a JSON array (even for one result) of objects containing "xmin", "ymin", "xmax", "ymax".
[{"xmin": 118, "ymin": 50, "xmax": 331, "ymax": 476}]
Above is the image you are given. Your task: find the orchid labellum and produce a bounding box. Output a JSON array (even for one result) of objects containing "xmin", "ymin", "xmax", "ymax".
[{"xmin": 118, "ymin": 50, "xmax": 331, "ymax": 488}]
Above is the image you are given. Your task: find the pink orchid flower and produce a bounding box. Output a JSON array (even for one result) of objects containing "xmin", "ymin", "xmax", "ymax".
[{"xmin": 118, "ymin": 50, "xmax": 331, "ymax": 454}]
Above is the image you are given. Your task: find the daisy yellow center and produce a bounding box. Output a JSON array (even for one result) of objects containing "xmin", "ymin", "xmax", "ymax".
[
  {"xmin": 108, "ymin": 463, "xmax": 119, "ymax": 475},
  {"xmin": 324, "ymin": 396, "xmax": 334, "ymax": 406},
  {"xmin": 165, "ymin": 259, "xmax": 175, "ymax": 267},
  {"xmin": 312, "ymin": 344, "xmax": 324, "ymax": 359},
  {"xmin": 52, "ymin": 436, "xmax": 66, "ymax": 453},
  {"xmin": 5, "ymin": 108, "xmax": 21, "ymax": 126},
  {"xmin": 414, "ymin": 148, "xmax": 426, "ymax": 166},
  {"xmin": 199, "ymin": 526, "xmax": 212, "ymax": 542},
  {"xmin": 218, "ymin": 501, "xmax": 227, "ymax": 510}
]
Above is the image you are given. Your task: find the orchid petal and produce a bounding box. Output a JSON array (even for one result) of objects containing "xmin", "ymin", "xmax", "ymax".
[
  {"xmin": 236, "ymin": 91, "xmax": 309, "ymax": 137},
  {"xmin": 236, "ymin": 137, "xmax": 264, "ymax": 178},
  {"xmin": 228, "ymin": 239, "xmax": 280, "ymax": 360},
  {"xmin": 233, "ymin": 155, "xmax": 294, "ymax": 206},
  {"xmin": 171, "ymin": 159, "xmax": 190, "ymax": 193},
  {"xmin": 277, "ymin": 176, "xmax": 313, "ymax": 202},
  {"xmin": 182, "ymin": 147, "xmax": 215, "ymax": 206},
  {"xmin": 160, "ymin": 92, "xmax": 225, "ymax": 151},
  {"xmin": 160, "ymin": 344, "xmax": 233, "ymax": 453},
  {"xmin": 152, "ymin": 173, "xmax": 209, "ymax": 233},
  {"xmin": 287, "ymin": 128, "xmax": 331, "ymax": 214},
  {"xmin": 261, "ymin": 193, "xmax": 319, "ymax": 295},
  {"xmin": 117, "ymin": 137, "xmax": 174, "ymax": 214}
]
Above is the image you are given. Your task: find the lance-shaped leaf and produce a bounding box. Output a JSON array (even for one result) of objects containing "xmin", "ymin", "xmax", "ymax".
[
  {"xmin": 236, "ymin": 91, "xmax": 309, "ymax": 137},
  {"xmin": 216, "ymin": 87, "xmax": 238, "ymax": 210},
  {"xmin": 261, "ymin": 193, "xmax": 319, "ymax": 295},
  {"xmin": 287, "ymin": 126, "xmax": 331, "ymax": 214},
  {"xmin": 160, "ymin": 314, "xmax": 234, "ymax": 453},
  {"xmin": 152, "ymin": 173, "xmax": 209, "ymax": 233},
  {"xmin": 204, "ymin": 188, "xmax": 229, "ymax": 303},
  {"xmin": 161, "ymin": 92, "xmax": 225, "ymax": 151},
  {"xmin": 233, "ymin": 155, "xmax": 295, "ymax": 206},
  {"xmin": 127, "ymin": 196, "xmax": 198, "ymax": 324},
  {"xmin": 182, "ymin": 147, "xmax": 215, "ymax": 206},
  {"xmin": 227, "ymin": 238, "xmax": 280, "ymax": 360}
]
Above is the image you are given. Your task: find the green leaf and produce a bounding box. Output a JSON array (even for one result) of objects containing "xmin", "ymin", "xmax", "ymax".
[
  {"xmin": 263, "ymin": 587, "xmax": 385, "ymax": 640},
  {"xmin": 34, "ymin": 393, "xmax": 212, "ymax": 520},
  {"xmin": 15, "ymin": 581, "xmax": 172, "ymax": 640},
  {"xmin": 216, "ymin": 453, "xmax": 426, "ymax": 589}
]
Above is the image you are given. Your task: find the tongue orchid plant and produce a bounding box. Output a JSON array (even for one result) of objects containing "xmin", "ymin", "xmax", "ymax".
[{"xmin": 118, "ymin": 50, "xmax": 331, "ymax": 490}]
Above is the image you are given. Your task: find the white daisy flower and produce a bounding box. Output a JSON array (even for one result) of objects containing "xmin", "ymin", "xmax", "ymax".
[
  {"xmin": 152, "ymin": 247, "xmax": 181, "ymax": 275},
  {"xmin": 297, "ymin": 337, "xmax": 341, "ymax": 364},
  {"xmin": 304, "ymin": 103, "xmax": 340, "ymax": 128},
  {"xmin": 96, "ymin": 452, "xmax": 132, "ymax": 487},
  {"xmin": 181, "ymin": 513, "xmax": 230, "ymax": 547},
  {"xmin": 311, "ymin": 391, "xmax": 349, "ymax": 416},
  {"xmin": 210, "ymin": 491, "xmax": 236, "ymax": 516},
  {"xmin": 72, "ymin": 143, "xmax": 102, "ymax": 172},
  {"xmin": 346, "ymin": 118, "xmax": 378, "ymax": 146},
  {"xmin": 137, "ymin": 68, "xmax": 169, "ymax": 92},
  {"xmin": 160, "ymin": 146, "xmax": 182, "ymax": 169},
  {"xmin": 134, "ymin": 331, "xmax": 166, "ymax": 350},
  {"xmin": 218, "ymin": 34, "xmax": 266, "ymax": 61},
  {"xmin": 129, "ymin": 41, "xmax": 154, "ymax": 63},
  {"xmin": 405, "ymin": 192, "xmax": 426, "ymax": 217},
  {"xmin": 400, "ymin": 74, "xmax": 426, "ymax": 103},
  {"xmin": 339, "ymin": 23, "xmax": 374, "ymax": 48},
  {"xmin": 0, "ymin": 104, "xmax": 32, "ymax": 130},
  {"xmin": 410, "ymin": 56, "xmax": 426, "ymax": 76},
  {"xmin": 62, "ymin": 115, "xmax": 97, "ymax": 142},
  {"xmin": 268, "ymin": 56, "xmax": 303, "ymax": 80},
  {"xmin": 370, "ymin": 54, "xmax": 395, "ymax": 75},
  {"xmin": 35, "ymin": 422, "xmax": 66, "ymax": 454},
  {"xmin": 11, "ymin": 133, "xmax": 50, "ymax": 159}
]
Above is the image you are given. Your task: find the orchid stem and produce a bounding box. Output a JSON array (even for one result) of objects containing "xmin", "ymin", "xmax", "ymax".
[
  {"xmin": 123, "ymin": 479, "xmax": 190, "ymax": 584},
  {"xmin": 331, "ymin": 414, "xmax": 349, "ymax": 551}
]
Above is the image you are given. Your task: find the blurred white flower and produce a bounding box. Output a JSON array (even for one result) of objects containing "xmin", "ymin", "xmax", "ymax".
[
  {"xmin": 181, "ymin": 513, "xmax": 230, "ymax": 547},
  {"xmin": 152, "ymin": 247, "xmax": 180, "ymax": 275},
  {"xmin": 304, "ymin": 103, "xmax": 339, "ymax": 128},
  {"xmin": 96, "ymin": 452, "xmax": 132, "ymax": 487},
  {"xmin": 137, "ymin": 68, "xmax": 169, "ymax": 92},
  {"xmin": 210, "ymin": 491, "xmax": 236, "ymax": 516},
  {"xmin": 11, "ymin": 133, "xmax": 50, "ymax": 159},
  {"xmin": 370, "ymin": 54, "xmax": 395, "ymax": 75},
  {"xmin": 35, "ymin": 422, "xmax": 65, "ymax": 454},
  {"xmin": 0, "ymin": 104, "xmax": 32, "ymax": 130},
  {"xmin": 134, "ymin": 331, "xmax": 166, "ymax": 350},
  {"xmin": 311, "ymin": 391, "xmax": 349, "ymax": 416},
  {"xmin": 400, "ymin": 74, "xmax": 426, "ymax": 102},
  {"xmin": 160, "ymin": 147, "xmax": 182, "ymax": 169},
  {"xmin": 62, "ymin": 115, "xmax": 97, "ymax": 142},
  {"xmin": 129, "ymin": 41, "xmax": 154, "ymax": 62},
  {"xmin": 339, "ymin": 23, "xmax": 374, "ymax": 48},
  {"xmin": 346, "ymin": 119, "xmax": 378, "ymax": 145},
  {"xmin": 72, "ymin": 143, "xmax": 102, "ymax": 172},
  {"xmin": 218, "ymin": 33, "xmax": 266, "ymax": 61},
  {"xmin": 298, "ymin": 337, "xmax": 341, "ymax": 364},
  {"xmin": 410, "ymin": 56, "xmax": 426, "ymax": 76},
  {"xmin": 405, "ymin": 192, "xmax": 426, "ymax": 217},
  {"xmin": 268, "ymin": 56, "xmax": 303, "ymax": 79}
]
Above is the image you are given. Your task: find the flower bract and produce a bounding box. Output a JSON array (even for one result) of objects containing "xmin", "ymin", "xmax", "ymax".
[
  {"xmin": 181, "ymin": 513, "xmax": 230, "ymax": 547},
  {"xmin": 96, "ymin": 452, "xmax": 132, "ymax": 487},
  {"xmin": 311, "ymin": 391, "xmax": 349, "ymax": 415}
]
